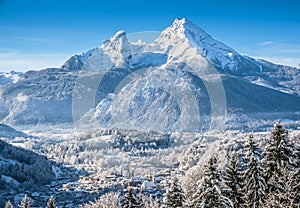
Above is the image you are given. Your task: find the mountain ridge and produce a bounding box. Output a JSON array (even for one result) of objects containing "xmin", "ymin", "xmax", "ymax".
[{"xmin": 0, "ymin": 18, "xmax": 299, "ymax": 132}]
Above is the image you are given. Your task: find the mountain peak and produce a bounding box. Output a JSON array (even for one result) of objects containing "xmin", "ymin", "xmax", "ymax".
[
  {"xmin": 82, "ymin": 30, "xmax": 132, "ymax": 70},
  {"xmin": 169, "ymin": 18, "xmax": 208, "ymax": 37},
  {"xmin": 111, "ymin": 30, "xmax": 127, "ymax": 41},
  {"xmin": 153, "ymin": 18, "xmax": 240, "ymax": 70},
  {"xmin": 172, "ymin": 18, "xmax": 194, "ymax": 27},
  {"xmin": 172, "ymin": 17, "xmax": 188, "ymax": 26},
  {"xmin": 102, "ymin": 30, "xmax": 131, "ymax": 61},
  {"xmin": 154, "ymin": 18, "xmax": 207, "ymax": 44}
]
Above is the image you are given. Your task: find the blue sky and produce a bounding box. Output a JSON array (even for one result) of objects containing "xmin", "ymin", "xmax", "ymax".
[{"xmin": 0, "ymin": 0, "xmax": 299, "ymax": 72}]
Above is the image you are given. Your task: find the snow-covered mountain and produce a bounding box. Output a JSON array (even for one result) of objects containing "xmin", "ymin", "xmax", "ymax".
[
  {"xmin": 0, "ymin": 18, "xmax": 299, "ymax": 132},
  {"xmin": 0, "ymin": 68, "xmax": 77, "ymax": 124},
  {"xmin": 0, "ymin": 71, "xmax": 22, "ymax": 87},
  {"xmin": 0, "ymin": 124, "xmax": 27, "ymax": 139},
  {"xmin": 62, "ymin": 48, "xmax": 96, "ymax": 71},
  {"xmin": 148, "ymin": 18, "xmax": 260, "ymax": 74}
]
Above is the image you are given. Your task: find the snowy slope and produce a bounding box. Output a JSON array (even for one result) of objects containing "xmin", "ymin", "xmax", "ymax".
[
  {"xmin": 0, "ymin": 124, "xmax": 27, "ymax": 139},
  {"xmin": 81, "ymin": 68, "xmax": 300, "ymax": 132},
  {"xmin": 81, "ymin": 31, "xmax": 132, "ymax": 71},
  {"xmin": 81, "ymin": 30, "xmax": 167, "ymax": 71},
  {"xmin": 62, "ymin": 48, "xmax": 97, "ymax": 71},
  {"xmin": 148, "ymin": 18, "xmax": 260, "ymax": 73},
  {"xmin": 0, "ymin": 71, "xmax": 23, "ymax": 87},
  {"xmin": 0, "ymin": 139, "xmax": 54, "ymax": 190},
  {"xmin": 251, "ymin": 58, "xmax": 300, "ymax": 95},
  {"xmin": 0, "ymin": 68, "xmax": 77, "ymax": 124}
]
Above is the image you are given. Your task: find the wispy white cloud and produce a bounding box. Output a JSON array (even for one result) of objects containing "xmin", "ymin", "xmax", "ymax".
[
  {"xmin": 13, "ymin": 36, "xmax": 53, "ymax": 42},
  {"xmin": 240, "ymin": 40, "xmax": 300, "ymax": 67},
  {"xmin": 0, "ymin": 51, "xmax": 71, "ymax": 72},
  {"xmin": 252, "ymin": 55, "xmax": 300, "ymax": 67},
  {"xmin": 260, "ymin": 41, "xmax": 273, "ymax": 45},
  {"xmin": 258, "ymin": 41, "xmax": 300, "ymax": 53},
  {"xmin": 275, "ymin": 48, "xmax": 300, "ymax": 53}
]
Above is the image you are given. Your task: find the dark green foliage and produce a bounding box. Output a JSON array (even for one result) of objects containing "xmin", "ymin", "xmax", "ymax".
[
  {"xmin": 5, "ymin": 200, "xmax": 14, "ymax": 208},
  {"xmin": 0, "ymin": 140, "xmax": 54, "ymax": 190},
  {"xmin": 263, "ymin": 168, "xmax": 299, "ymax": 207},
  {"xmin": 46, "ymin": 196, "xmax": 57, "ymax": 208},
  {"xmin": 263, "ymin": 122, "xmax": 288, "ymax": 189},
  {"xmin": 123, "ymin": 187, "xmax": 140, "ymax": 208},
  {"xmin": 140, "ymin": 195, "xmax": 160, "ymax": 208},
  {"xmin": 0, "ymin": 176, "xmax": 6, "ymax": 189},
  {"xmin": 163, "ymin": 177, "xmax": 186, "ymax": 208},
  {"xmin": 262, "ymin": 122, "xmax": 298, "ymax": 193},
  {"xmin": 18, "ymin": 194, "xmax": 30, "ymax": 208},
  {"xmin": 261, "ymin": 122, "xmax": 300, "ymax": 206},
  {"xmin": 193, "ymin": 156, "xmax": 231, "ymax": 208},
  {"xmin": 243, "ymin": 135, "xmax": 265, "ymax": 208},
  {"xmin": 223, "ymin": 153, "xmax": 244, "ymax": 207},
  {"xmin": 292, "ymin": 140, "xmax": 300, "ymax": 204}
]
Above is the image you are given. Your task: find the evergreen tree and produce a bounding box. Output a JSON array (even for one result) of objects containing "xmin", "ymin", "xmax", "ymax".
[
  {"xmin": 46, "ymin": 196, "xmax": 57, "ymax": 208},
  {"xmin": 262, "ymin": 122, "xmax": 293, "ymax": 192},
  {"xmin": 85, "ymin": 192, "xmax": 120, "ymax": 208},
  {"xmin": 18, "ymin": 194, "xmax": 30, "ymax": 208},
  {"xmin": 223, "ymin": 153, "xmax": 244, "ymax": 208},
  {"xmin": 163, "ymin": 176, "xmax": 186, "ymax": 208},
  {"xmin": 5, "ymin": 200, "xmax": 14, "ymax": 208},
  {"xmin": 140, "ymin": 195, "xmax": 160, "ymax": 208},
  {"xmin": 192, "ymin": 156, "xmax": 232, "ymax": 208},
  {"xmin": 292, "ymin": 140, "xmax": 300, "ymax": 204},
  {"xmin": 263, "ymin": 167, "xmax": 299, "ymax": 208},
  {"xmin": 123, "ymin": 186, "xmax": 140, "ymax": 208},
  {"xmin": 243, "ymin": 135, "xmax": 265, "ymax": 208}
]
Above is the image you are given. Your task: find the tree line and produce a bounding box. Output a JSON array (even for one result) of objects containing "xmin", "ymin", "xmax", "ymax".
[
  {"xmin": 4, "ymin": 195, "xmax": 57, "ymax": 208},
  {"xmin": 163, "ymin": 122, "xmax": 299, "ymax": 207}
]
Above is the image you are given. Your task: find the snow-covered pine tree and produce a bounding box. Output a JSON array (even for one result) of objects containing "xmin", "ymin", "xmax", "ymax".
[
  {"xmin": 243, "ymin": 135, "xmax": 265, "ymax": 208},
  {"xmin": 293, "ymin": 139, "xmax": 300, "ymax": 204},
  {"xmin": 140, "ymin": 195, "xmax": 160, "ymax": 208},
  {"xmin": 46, "ymin": 196, "xmax": 57, "ymax": 208},
  {"xmin": 163, "ymin": 176, "xmax": 186, "ymax": 208},
  {"xmin": 223, "ymin": 153, "xmax": 244, "ymax": 208},
  {"xmin": 18, "ymin": 194, "xmax": 30, "ymax": 208},
  {"xmin": 263, "ymin": 167, "xmax": 299, "ymax": 207},
  {"xmin": 192, "ymin": 156, "xmax": 232, "ymax": 208},
  {"xmin": 5, "ymin": 200, "xmax": 14, "ymax": 208},
  {"xmin": 262, "ymin": 122, "xmax": 296, "ymax": 193},
  {"xmin": 83, "ymin": 192, "xmax": 120, "ymax": 208},
  {"xmin": 123, "ymin": 186, "xmax": 140, "ymax": 208}
]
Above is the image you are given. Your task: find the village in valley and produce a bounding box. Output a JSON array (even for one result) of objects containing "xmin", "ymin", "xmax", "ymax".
[{"xmin": 6, "ymin": 162, "xmax": 184, "ymax": 207}]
